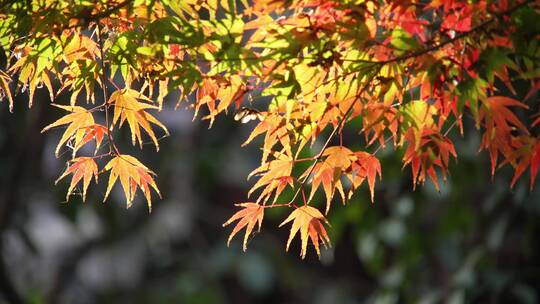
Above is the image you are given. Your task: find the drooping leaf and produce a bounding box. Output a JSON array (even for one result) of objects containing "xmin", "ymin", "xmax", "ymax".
[
  {"xmin": 103, "ymin": 154, "xmax": 161, "ymax": 211},
  {"xmin": 56, "ymin": 157, "xmax": 98, "ymax": 201},
  {"xmin": 347, "ymin": 152, "xmax": 382, "ymax": 202},
  {"xmin": 402, "ymin": 128, "xmax": 457, "ymax": 191},
  {"xmin": 0, "ymin": 70, "xmax": 14, "ymax": 112},
  {"xmin": 73, "ymin": 124, "xmax": 108, "ymax": 155},
  {"xmin": 304, "ymin": 146, "xmax": 356, "ymax": 214},
  {"xmin": 503, "ymin": 136, "xmax": 540, "ymax": 190},
  {"xmin": 479, "ymin": 96, "xmax": 529, "ymax": 174},
  {"xmin": 223, "ymin": 202, "xmax": 264, "ymax": 251},
  {"xmin": 41, "ymin": 105, "xmax": 95, "ymax": 157},
  {"xmin": 108, "ymin": 89, "xmax": 169, "ymax": 151},
  {"xmin": 248, "ymin": 152, "xmax": 294, "ymax": 203},
  {"xmin": 279, "ymin": 205, "xmax": 331, "ymax": 259}
]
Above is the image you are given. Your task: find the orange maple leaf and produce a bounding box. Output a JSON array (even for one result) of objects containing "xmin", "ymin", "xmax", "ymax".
[
  {"xmin": 243, "ymin": 113, "xmax": 292, "ymax": 164},
  {"xmin": 103, "ymin": 154, "xmax": 161, "ymax": 212},
  {"xmin": 41, "ymin": 105, "xmax": 95, "ymax": 157},
  {"xmin": 55, "ymin": 157, "xmax": 98, "ymax": 201},
  {"xmin": 347, "ymin": 152, "xmax": 382, "ymax": 202},
  {"xmin": 0, "ymin": 70, "xmax": 14, "ymax": 112},
  {"xmin": 361, "ymin": 103, "xmax": 398, "ymax": 146},
  {"xmin": 248, "ymin": 152, "xmax": 294, "ymax": 203},
  {"xmin": 108, "ymin": 89, "xmax": 169, "ymax": 151},
  {"xmin": 74, "ymin": 124, "xmax": 108, "ymax": 154},
  {"xmin": 223, "ymin": 203, "xmax": 264, "ymax": 251},
  {"xmin": 279, "ymin": 206, "xmax": 331, "ymax": 259},
  {"xmin": 305, "ymin": 146, "xmax": 356, "ymax": 213},
  {"xmin": 197, "ymin": 75, "xmax": 246, "ymax": 127}
]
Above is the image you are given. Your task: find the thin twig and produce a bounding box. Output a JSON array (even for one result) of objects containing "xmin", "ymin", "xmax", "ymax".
[{"xmin": 96, "ymin": 23, "xmax": 119, "ymax": 155}]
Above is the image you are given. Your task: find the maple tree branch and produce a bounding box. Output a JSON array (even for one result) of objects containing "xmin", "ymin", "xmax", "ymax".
[
  {"xmin": 160, "ymin": 0, "xmax": 535, "ymax": 69},
  {"xmin": 294, "ymin": 156, "xmax": 317, "ymax": 162},
  {"xmin": 443, "ymin": 120, "xmax": 458, "ymax": 137},
  {"xmin": 64, "ymin": 0, "xmax": 133, "ymax": 30},
  {"xmin": 88, "ymin": 0, "xmax": 132, "ymax": 20},
  {"xmin": 96, "ymin": 23, "xmax": 120, "ymax": 156},
  {"xmin": 372, "ymin": 134, "xmax": 396, "ymax": 155},
  {"xmin": 263, "ymin": 203, "xmax": 292, "ymax": 208},
  {"xmin": 287, "ymin": 67, "xmax": 382, "ymax": 207},
  {"xmin": 379, "ymin": 0, "xmax": 535, "ymax": 65}
]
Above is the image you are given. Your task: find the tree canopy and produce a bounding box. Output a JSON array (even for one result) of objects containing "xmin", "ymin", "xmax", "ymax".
[{"xmin": 0, "ymin": 0, "xmax": 539, "ymax": 259}]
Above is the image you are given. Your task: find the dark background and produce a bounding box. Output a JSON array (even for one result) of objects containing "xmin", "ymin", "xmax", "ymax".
[{"xmin": 1, "ymin": 84, "xmax": 540, "ymax": 304}]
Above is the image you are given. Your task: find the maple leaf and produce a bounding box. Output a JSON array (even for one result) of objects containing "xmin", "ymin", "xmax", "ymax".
[
  {"xmin": 479, "ymin": 96, "xmax": 529, "ymax": 174},
  {"xmin": 400, "ymin": 100, "xmax": 437, "ymax": 149},
  {"xmin": 305, "ymin": 146, "xmax": 356, "ymax": 214},
  {"xmin": 223, "ymin": 203, "xmax": 264, "ymax": 251},
  {"xmin": 481, "ymin": 96, "xmax": 528, "ymax": 135},
  {"xmin": 361, "ymin": 103, "xmax": 398, "ymax": 146},
  {"xmin": 197, "ymin": 75, "xmax": 246, "ymax": 127},
  {"xmin": 402, "ymin": 128, "xmax": 457, "ymax": 191},
  {"xmin": 9, "ymin": 45, "xmax": 56, "ymax": 107},
  {"xmin": 243, "ymin": 113, "xmax": 292, "ymax": 164},
  {"xmin": 56, "ymin": 157, "xmax": 98, "ymax": 201},
  {"xmin": 0, "ymin": 70, "xmax": 14, "ymax": 112},
  {"xmin": 347, "ymin": 152, "xmax": 382, "ymax": 202},
  {"xmin": 103, "ymin": 154, "xmax": 161, "ymax": 212},
  {"xmin": 58, "ymin": 33, "xmax": 101, "ymax": 105},
  {"xmin": 503, "ymin": 136, "xmax": 540, "ymax": 190},
  {"xmin": 41, "ymin": 105, "xmax": 95, "ymax": 157},
  {"xmin": 108, "ymin": 89, "xmax": 169, "ymax": 151},
  {"xmin": 73, "ymin": 124, "xmax": 108, "ymax": 154},
  {"xmin": 279, "ymin": 206, "xmax": 331, "ymax": 259},
  {"xmin": 248, "ymin": 152, "xmax": 294, "ymax": 203}
]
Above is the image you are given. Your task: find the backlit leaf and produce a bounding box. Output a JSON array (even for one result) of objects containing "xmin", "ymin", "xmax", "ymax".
[
  {"xmin": 108, "ymin": 89, "xmax": 169, "ymax": 151},
  {"xmin": 56, "ymin": 157, "xmax": 98, "ymax": 201},
  {"xmin": 41, "ymin": 105, "xmax": 95, "ymax": 157},
  {"xmin": 104, "ymin": 154, "xmax": 161, "ymax": 212},
  {"xmin": 223, "ymin": 202, "xmax": 264, "ymax": 251},
  {"xmin": 279, "ymin": 205, "xmax": 331, "ymax": 259},
  {"xmin": 0, "ymin": 70, "xmax": 13, "ymax": 112}
]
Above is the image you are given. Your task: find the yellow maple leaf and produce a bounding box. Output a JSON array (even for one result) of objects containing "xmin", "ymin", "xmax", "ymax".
[
  {"xmin": 103, "ymin": 154, "xmax": 161, "ymax": 212},
  {"xmin": 223, "ymin": 203, "xmax": 264, "ymax": 251},
  {"xmin": 279, "ymin": 206, "xmax": 331, "ymax": 259},
  {"xmin": 41, "ymin": 105, "xmax": 95, "ymax": 157},
  {"xmin": 56, "ymin": 157, "xmax": 98, "ymax": 201},
  {"xmin": 0, "ymin": 70, "xmax": 14, "ymax": 112},
  {"xmin": 248, "ymin": 152, "xmax": 294, "ymax": 203},
  {"xmin": 108, "ymin": 89, "xmax": 169, "ymax": 151}
]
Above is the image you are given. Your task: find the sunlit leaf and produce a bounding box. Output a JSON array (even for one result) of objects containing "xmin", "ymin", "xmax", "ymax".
[
  {"xmin": 104, "ymin": 154, "xmax": 161, "ymax": 211},
  {"xmin": 279, "ymin": 205, "xmax": 331, "ymax": 259},
  {"xmin": 108, "ymin": 89, "xmax": 169, "ymax": 151},
  {"xmin": 223, "ymin": 202, "xmax": 264, "ymax": 251},
  {"xmin": 56, "ymin": 157, "xmax": 98, "ymax": 201}
]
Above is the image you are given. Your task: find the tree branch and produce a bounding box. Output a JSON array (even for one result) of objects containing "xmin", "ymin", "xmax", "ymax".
[{"xmin": 96, "ymin": 23, "xmax": 120, "ymax": 156}]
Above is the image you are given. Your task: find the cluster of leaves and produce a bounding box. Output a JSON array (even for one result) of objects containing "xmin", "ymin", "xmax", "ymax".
[{"xmin": 0, "ymin": 0, "xmax": 539, "ymax": 259}]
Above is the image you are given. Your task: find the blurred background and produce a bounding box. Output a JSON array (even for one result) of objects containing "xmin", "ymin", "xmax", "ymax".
[{"xmin": 1, "ymin": 84, "xmax": 540, "ymax": 304}]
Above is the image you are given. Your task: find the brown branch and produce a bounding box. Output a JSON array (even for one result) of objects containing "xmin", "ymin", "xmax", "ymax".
[
  {"xmin": 65, "ymin": 0, "xmax": 133, "ymax": 30},
  {"xmin": 96, "ymin": 23, "xmax": 120, "ymax": 156},
  {"xmin": 378, "ymin": 0, "xmax": 535, "ymax": 65}
]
